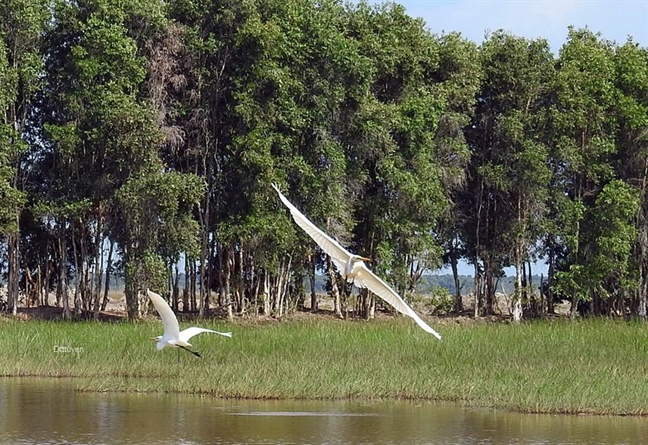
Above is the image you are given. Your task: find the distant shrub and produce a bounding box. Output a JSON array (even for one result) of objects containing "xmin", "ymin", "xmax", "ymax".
[{"xmin": 426, "ymin": 286, "xmax": 453, "ymax": 315}]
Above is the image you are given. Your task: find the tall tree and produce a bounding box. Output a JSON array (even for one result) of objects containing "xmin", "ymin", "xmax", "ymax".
[
  {"xmin": 613, "ymin": 40, "xmax": 648, "ymax": 317},
  {"xmin": 463, "ymin": 31, "xmax": 554, "ymax": 318},
  {"xmin": 344, "ymin": 3, "xmax": 464, "ymax": 318},
  {"xmin": 431, "ymin": 32, "xmax": 481, "ymax": 313},
  {"xmin": 549, "ymin": 28, "xmax": 618, "ymax": 315},
  {"xmin": 0, "ymin": 0, "xmax": 48, "ymax": 314},
  {"xmin": 40, "ymin": 0, "xmax": 168, "ymax": 318}
]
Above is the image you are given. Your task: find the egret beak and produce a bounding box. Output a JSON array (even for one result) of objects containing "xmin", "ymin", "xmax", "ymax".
[{"xmin": 358, "ymin": 256, "xmax": 371, "ymax": 262}]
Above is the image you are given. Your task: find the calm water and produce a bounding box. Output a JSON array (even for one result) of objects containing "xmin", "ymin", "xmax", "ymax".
[{"xmin": 1, "ymin": 378, "xmax": 647, "ymax": 444}]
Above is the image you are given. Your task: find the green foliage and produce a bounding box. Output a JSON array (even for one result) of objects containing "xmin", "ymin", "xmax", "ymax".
[
  {"xmin": 425, "ymin": 286, "xmax": 454, "ymax": 315},
  {"xmin": 115, "ymin": 169, "xmax": 205, "ymax": 260},
  {"xmin": 0, "ymin": 0, "xmax": 647, "ymax": 320},
  {"xmin": 0, "ymin": 0, "xmax": 48, "ymax": 235}
]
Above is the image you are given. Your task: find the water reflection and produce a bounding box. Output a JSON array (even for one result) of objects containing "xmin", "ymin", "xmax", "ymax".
[{"xmin": 0, "ymin": 377, "xmax": 647, "ymax": 444}]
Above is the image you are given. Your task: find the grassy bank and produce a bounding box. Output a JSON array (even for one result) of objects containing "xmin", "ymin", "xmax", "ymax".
[{"xmin": 1, "ymin": 315, "xmax": 647, "ymax": 415}]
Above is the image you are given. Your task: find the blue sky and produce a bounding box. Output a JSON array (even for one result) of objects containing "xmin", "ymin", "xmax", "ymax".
[{"xmin": 375, "ymin": 0, "xmax": 648, "ymax": 54}]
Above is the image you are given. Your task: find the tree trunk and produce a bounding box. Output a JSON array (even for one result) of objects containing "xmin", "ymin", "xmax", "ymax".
[
  {"xmin": 7, "ymin": 231, "xmax": 20, "ymax": 316},
  {"xmin": 327, "ymin": 257, "xmax": 342, "ymax": 318},
  {"xmin": 512, "ymin": 244, "xmax": 523, "ymax": 322},
  {"xmin": 190, "ymin": 258, "xmax": 197, "ymax": 312},
  {"xmin": 71, "ymin": 226, "xmax": 82, "ymax": 316},
  {"xmin": 93, "ymin": 230, "xmax": 104, "ymax": 317},
  {"xmin": 123, "ymin": 245, "xmax": 141, "ymax": 320},
  {"xmin": 199, "ymin": 209, "xmax": 209, "ymax": 318},
  {"xmin": 182, "ymin": 260, "xmax": 190, "ymax": 312},
  {"xmin": 309, "ymin": 254, "xmax": 317, "ymax": 311},
  {"xmin": 57, "ymin": 224, "xmax": 71, "ymax": 320},
  {"xmin": 275, "ymin": 261, "xmax": 285, "ymax": 317},
  {"xmin": 124, "ymin": 266, "xmax": 141, "ymax": 320},
  {"xmin": 44, "ymin": 247, "xmax": 51, "ymax": 307},
  {"xmin": 237, "ymin": 245, "xmax": 244, "ymax": 313},
  {"xmin": 262, "ymin": 271, "xmax": 270, "ymax": 317},
  {"xmin": 449, "ymin": 237, "xmax": 463, "ymax": 313},
  {"xmin": 473, "ymin": 261, "xmax": 481, "ymax": 318},
  {"xmin": 172, "ymin": 261, "xmax": 180, "ymax": 311},
  {"xmin": 101, "ymin": 240, "xmax": 114, "ymax": 311},
  {"xmin": 224, "ymin": 248, "xmax": 233, "ymax": 320}
]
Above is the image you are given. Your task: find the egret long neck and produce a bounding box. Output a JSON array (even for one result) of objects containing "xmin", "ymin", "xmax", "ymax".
[{"xmin": 344, "ymin": 256, "xmax": 363, "ymax": 280}]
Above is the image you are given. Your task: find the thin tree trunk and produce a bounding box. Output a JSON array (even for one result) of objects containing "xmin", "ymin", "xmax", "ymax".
[
  {"xmin": 309, "ymin": 254, "xmax": 317, "ymax": 311},
  {"xmin": 474, "ymin": 179, "xmax": 485, "ymax": 318},
  {"xmin": 44, "ymin": 247, "xmax": 51, "ymax": 307},
  {"xmin": 93, "ymin": 229, "xmax": 104, "ymax": 317},
  {"xmin": 172, "ymin": 261, "xmax": 180, "ymax": 311},
  {"xmin": 275, "ymin": 261, "xmax": 285, "ymax": 316},
  {"xmin": 327, "ymin": 257, "xmax": 342, "ymax": 318},
  {"xmin": 224, "ymin": 248, "xmax": 233, "ymax": 320},
  {"xmin": 183, "ymin": 260, "xmax": 190, "ymax": 312},
  {"xmin": 199, "ymin": 202, "xmax": 210, "ymax": 317},
  {"xmin": 636, "ymin": 157, "xmax": 648, "ymax": 318},
  {"xmin": 252, "ymin": 263, "xmax": 261, "ymax": 314},
  {"xmin": 7, "ymin": 231, "xmax": 19, "ymax": 315},
  {"xmin": 512, "ymin": 244, "xmax": 523, "ymax": 322},
  {"xmin": 361, "ymin": 288, "xmax": 370, "ymax": 319},
  {"xmin": 124, "ymin": 263, "xmax": 141, "ymax": 320},
  {"xmin": 101, "ymin": 240, "xmax": 114, "ymax": 311},
  {"xmin": 58, "ymin": 224, "xmax": 71, "ymax": 320},
  {"xmin": 474, "ymin": 261, "xmax": 483, "ymax": 318},
  {"xmin": 190, "ymin": 258, "xmax": 197, "ymax": 312},
  {"xmin": 237, "ymin": 245, "xmax": 244, "ymax": 313},
  {"xmin": 263, "ymin": 271, "xmax": 270, "ymax": 316},
  {"xmin": 71, "ymin": 226, "xmax": 82, "ymax": 316},
  {"xmin": 450, "ymin": 237, "xmax": 463, "ymax": 313},
  {"xmin": 280, "ymin": 256, "xmax": 292, "ymax": 316}
]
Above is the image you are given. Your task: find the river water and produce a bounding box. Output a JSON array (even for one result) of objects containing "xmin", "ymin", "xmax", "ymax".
[{"xmin": 0, "ymin": 378, "xmax": 646, "ymax": 444}]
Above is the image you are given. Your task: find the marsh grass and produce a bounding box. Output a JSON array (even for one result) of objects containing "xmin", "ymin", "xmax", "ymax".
[{"xmin": 1, "ymin": 315, "xmax": 648, "ymax": 415}]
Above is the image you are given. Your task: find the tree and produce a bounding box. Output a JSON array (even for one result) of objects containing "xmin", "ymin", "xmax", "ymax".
[
  {"xmin": 39, "ymin": 0, "xmax": 169, "ymax": 318},
  {"xmin": 463, "ymin": 31, "xmax": 554, "ymax": 318},
  {"xmin": 430, "ymin": 32, "xmax": 481, "ymax": 313},
  {"xmin": 549, "ymin": 28, "xmax": 618, "ymax": 315},
  {"xmin": 613, "ymin": 40, "xmax": 648, "ymax": 317},
  {"xmin": 0, "ymin": 0, "xmax": 48, "ymax": 314}
]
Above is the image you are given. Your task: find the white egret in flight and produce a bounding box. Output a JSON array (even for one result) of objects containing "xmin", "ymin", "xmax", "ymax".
[
  {"xmin": 271, "ymin": 184, "xmax": 442, "ymax": 340},
  {"xmin": 147, "ymin": 289, "xmax": 232, "ymax": 358}
]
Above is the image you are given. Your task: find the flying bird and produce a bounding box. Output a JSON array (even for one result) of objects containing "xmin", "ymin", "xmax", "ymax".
[
  {"xmin": 271, "ymin": 183, "xmax": 442, "ymax": 340},
  {"xmin": 147, "ymin": 289, "xmax": 232, "ymax": 358}
]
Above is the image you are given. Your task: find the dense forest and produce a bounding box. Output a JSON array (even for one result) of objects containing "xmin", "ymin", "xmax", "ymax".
[{"xmin": 1, "ymin": 0, "xmax": 646, "ymax": 322}]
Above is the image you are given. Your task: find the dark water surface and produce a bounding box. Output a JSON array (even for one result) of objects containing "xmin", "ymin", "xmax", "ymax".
[{"xmin": 1, "ymin": 378, "xmax": 646, "ymax": 444}]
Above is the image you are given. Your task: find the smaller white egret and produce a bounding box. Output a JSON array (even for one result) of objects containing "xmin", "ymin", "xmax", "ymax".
[
  {"xmin": 147, "ymin": 289, "xmax": 232, "ymax": 358},
  {"xmin": 272, "ymin": 183, "xmax": 442, "ymax": 340}
]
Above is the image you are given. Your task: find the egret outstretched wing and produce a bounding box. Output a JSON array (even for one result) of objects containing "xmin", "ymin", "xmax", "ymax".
[
  {"xmin": 147, "ymin": 289, "xmax": 180, "ymax": 339},
  {"xmin": 272, "ymin": 183, "xmax": 352, "ymax": 267},
  {"xmin": 179, "ymin": 327, "xmax": 233, "ymax": 343},
  {"xmin": 355, "ymin": 265, "xmax": 442, "ymax": 340},
  {"xmin": 147, "ymin": 289, "xmax": 232, "ymax": 356},
  {"xmin": 272, "ymin": 183, "xmax": 442, "ymax": 339}
]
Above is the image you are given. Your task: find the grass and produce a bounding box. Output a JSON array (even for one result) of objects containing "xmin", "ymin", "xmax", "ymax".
[{"xmin": 1, "ymin": 314, "xmax": 648, "ymax": 415}]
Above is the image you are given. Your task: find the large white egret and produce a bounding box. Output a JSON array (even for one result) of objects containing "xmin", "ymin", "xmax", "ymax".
[
  {"xmin": 271, "ymin": 184, "xmax": 442, "ymax": 340},
  {"xmin": 147, "ymin": 289, "xmax": 232, "ymax": 357}
]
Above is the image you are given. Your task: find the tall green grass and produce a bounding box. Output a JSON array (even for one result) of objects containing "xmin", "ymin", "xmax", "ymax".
[{"xmin": 1, "ymin": 315, "xmax": 647, "ymax": 415}]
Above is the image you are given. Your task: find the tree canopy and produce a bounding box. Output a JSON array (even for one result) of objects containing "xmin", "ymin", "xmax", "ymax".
[{"xmin": 1, "ymin": 0, "xmax": 646, "ymax": 322}]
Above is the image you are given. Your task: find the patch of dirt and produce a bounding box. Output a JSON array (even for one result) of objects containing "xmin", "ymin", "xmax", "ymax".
[{"xmin": 1, "ymin": 291, "xmax": 572, "ymax": 324}]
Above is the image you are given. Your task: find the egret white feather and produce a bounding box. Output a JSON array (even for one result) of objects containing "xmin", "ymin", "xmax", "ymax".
[
  {"xmin": 147, "ymin": 289, "xmax": 232, "ymax": 357},
  {"xmin": 272, "ymin": 184, "xmax": 442, "ymax": 340}
]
